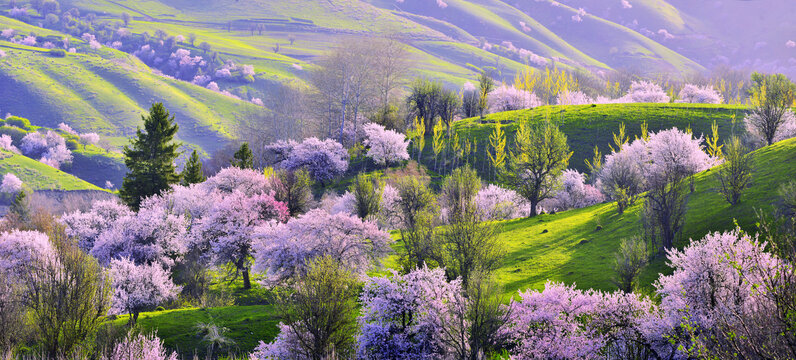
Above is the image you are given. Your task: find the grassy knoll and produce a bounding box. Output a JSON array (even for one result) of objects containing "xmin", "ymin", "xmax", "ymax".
[
  {"xmin": 0, "ymin": 25, "xmax": 262, "ymax": 154},
  {"xmin": 422, "ymin": 103, "xmax": 748, "ymax": 179},
  {"xmin": 0, "ymin": 150, "xmax": 104, "ymax": 191},
  {"xmin": 109, "ymin": 305, "xmax": 279, "ymax": 358},
  {"xmin": 399, "ymin": 137, "xmax": 796, "ymax": 297}
]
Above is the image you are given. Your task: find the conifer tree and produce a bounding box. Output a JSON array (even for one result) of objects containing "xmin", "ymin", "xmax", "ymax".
[
  {"xmin": 181, "ymin": 150, "xmax": 205, "ymax": 185},
  {"xmin": 231, "ymin": 142, "xmax": 254, "ymax": 169},
  {"xmin": 120, "ymin": 103, "xmax": 181, "ymax": 210},
  {"xmin": 9, "ymin": 190, "xmax": 30, "ymax": 223}
]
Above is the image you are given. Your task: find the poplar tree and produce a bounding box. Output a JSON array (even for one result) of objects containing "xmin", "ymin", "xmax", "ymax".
[
  {"xmin": 120, "ymin": 103, "xmax": 181, "ymax": 210},
  {"xmin": 488, "ymin": 120, "xmax": 506, "ymax": 179}
]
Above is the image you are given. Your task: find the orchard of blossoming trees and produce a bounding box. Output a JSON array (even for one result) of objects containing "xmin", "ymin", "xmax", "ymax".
[{"xmin": 2, "ymin": 60, "xmax": 796, "ymax": 360}]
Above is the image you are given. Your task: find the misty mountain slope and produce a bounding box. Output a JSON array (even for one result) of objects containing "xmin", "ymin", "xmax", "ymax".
[{"xmin": 550, "ymin": 0, "xmax": 796, "ymax": 75}]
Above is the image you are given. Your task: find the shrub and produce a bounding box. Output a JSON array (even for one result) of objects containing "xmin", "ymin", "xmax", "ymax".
[
  {"xmin": 4, "ymin": 116, "xmax": 31, "ymax": 129},
  {"xmin": 0, "ymin": 126, "xmax": 27, "ymax": 143},
  {"xmin": 715, "ymin": 136, "xmax": 753, "ymax": 205},
  {"xmin": 48, "ymin": 48, "xmax": 65, "ymax": 57}
]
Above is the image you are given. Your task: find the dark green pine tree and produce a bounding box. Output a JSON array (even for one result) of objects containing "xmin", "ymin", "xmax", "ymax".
[
  {"xmin": 181, "ymin": 150, "xmax": 205, "ymax": 186},
  {"xmin": 9, "ymin": 190, "xmax": 30, "ymax": 223},
  {"xmin": 231, "ymin": 142, "xmax": 254, "ymax": 169},
  {"xmin": 120, "ymin": 103, "xmax": 181, "ymax": 210}
]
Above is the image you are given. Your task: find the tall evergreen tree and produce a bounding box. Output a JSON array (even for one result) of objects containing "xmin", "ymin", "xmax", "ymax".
[
  {"xmin": 181, "ymin": 150, "xmax": 205, "ymax": 185},
  {"xmin": 231, "ymin": 142, "xmax": 254, "ymax": 169},
  {"xmin": 120, "ymin": 103, "xmax": 181, "ymax": 210},
  {"xmin": 9, "ymin": 190, "xmax": 30, "ymax": 224}
]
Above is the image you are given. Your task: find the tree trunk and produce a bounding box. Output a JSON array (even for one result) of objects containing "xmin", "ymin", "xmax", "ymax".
[
  {"xmin": 529, "ymin": 200, "xmax": 538, "ymax": 217},
  {"xmin": 242, "ymin": 267, "xmax": 251, "ymax": 289}
]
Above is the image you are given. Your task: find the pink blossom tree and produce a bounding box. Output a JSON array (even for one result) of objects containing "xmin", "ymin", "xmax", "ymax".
[
  {"xmin": 79, "ymin": 132, "xmax": 101, "ymax": 147},
  {"xmin": 357, "ymin": 265, "xmax": 467, "ymax": 359},
  {"xmin": 0, "ymin": 230, "xmax": 54, "ymax": 279},
  {"xmin": 252, "ymin": 209, "xmax": 392, "ymax": 283},
  {"xmin": 598, "ymin": 140, "xmax": 648, "ymax": 214},
  {"xmin": 276, "ymin": 137, "xmax": 349, "ymax": 183},
  {"xmin": 201, "ymin": 167, "xmax": 274, "ymax": 196},
  {"xmin": 475, "ymin": 184, "xmax": 529, "ymax": 220},
  {"xmin": 103, "ymin": 332, "xmax": 178, "ymax": 360},
  {"xmin": 487, "ymin": 84, "xmax": 542, "ymax": 112},
  {"xmin": 502, "ymin": 281, "xmax": 660, "ymax": 359},
  {"xmin": 0, "ymin": 134, "xmax": 19, "ymax": 153},
  {"xmin": 545, "ymin": 169, "xmax": 604, "ymax": 211},
  {"xmin": 622, "ymin": 81, "xmax": 670, "ymax": 103},
  {"xmin": 20, "ymin": 36, "xmax": 36, "ymax": 46},
  {"xmin": 0, "ymin": 173, "xmax": 23, "ymax": 194},
  {"xmin": 643, "ymin": 128, "xmax": 716, "ymax": 250},
  {"xmin": 58, "ymin": 122, "xmax": 78, "ymax": 135},
  {"xmin": 20, "ymin": 131, "xmax": 73, "ymax": 169},
  {"xmin": 556, "ymin": 90, "xmax": 594, "ymax": 105},
  {"xmin": 109, "ymin": 257, "xmax": 180, "ymax": 324},
  {"xmin": 90, "ymin": 205, "xmax": 188, "ymax": 268},
  {"xmin": 193, "ymin": 191, "xmax": 288, "ymax": 289},
  {"xmin": 676, "ymin": 84, "xmax": 723, "ymax": 104},
  {"xmin": 362, "ymin": 122, "xmax": 410, "ymax": 166},
  {"xmin": 745, "ymin": 110, "xmax": 796, "ymax": 146},
  {"xmin": 61, "ymin": 199, "xmax": 133, "ymax": 251},
  {"xmin": 653, "ymin": 229, "xmax": 791, "ymax": 358}
]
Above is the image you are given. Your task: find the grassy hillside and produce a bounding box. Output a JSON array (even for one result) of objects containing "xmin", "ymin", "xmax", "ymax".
[
  {"xmin": 0, "ymin": 16, "xmax": 265, "ymax": 154},
  {"xmin": 0, "ymin": 150, "xmax": 104, "ymax": 191},
  {"xmin": 109, "ymin": 305, "xmax": 280, "ymax": 358},
  {"xmin": 105, "ymin": 138, "xmax": 796, "ymax": 358},
  {"xmin": 400, "ymin": 137, "xmax": 796, "ymax": 297},
  {"xmin": 426, "ymin": 103, "xmax": 747, "ymax": 179}
]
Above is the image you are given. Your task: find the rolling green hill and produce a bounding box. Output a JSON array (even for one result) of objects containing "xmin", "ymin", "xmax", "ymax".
[
  {"xmin": 0, "ymin": 16, "xmax": 264, "ymax": 155},
  {"xmin": 406, "ymin": 136, "xmax": 796, "ymax": 297},
  {"xmin": 0, "ymin": 149, "xmax": 104, "ymax": 191},
  {"xmin": 420, "ymin": 103, "xmax": 747, "ymax": 180}
]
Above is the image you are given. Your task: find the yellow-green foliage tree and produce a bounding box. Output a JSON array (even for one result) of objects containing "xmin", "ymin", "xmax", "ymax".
[
  {"xmin": 488, "ymin": 120, "xmax": 506, "ymax": 180},
  {"xmin": 432, "ymin": 119, "xmax": 445, "ymax": 172}
]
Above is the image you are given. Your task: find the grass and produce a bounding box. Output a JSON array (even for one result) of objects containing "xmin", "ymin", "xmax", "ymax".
[
  {"xmin": 0, "ymin": 27, "xmax": 262, "ymax": 155},
  {"xmin": 0, "ymin": 150, "xmax": 105, "ymax": 191},
  {"xmin": 424, "ymin": 103, "xmax": 748, "ymax": 179},
  {"xmin": 108, "ymin": 305, "xmax": 280, "ymax": 358},
  {"xmin": 392, "ymin": 137, "xmax": 796, "ymax": 298}
]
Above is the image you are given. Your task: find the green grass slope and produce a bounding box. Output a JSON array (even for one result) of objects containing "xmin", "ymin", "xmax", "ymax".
[
  {"xmin": 432, "ymin": 104, "xmax": 747, "ymax": 178},
  {"xmin": 400, "ymin": 137, "xmax": 796, "ymax": 297},
  {"xmin": 0, "ymin": 18, "xmax": 265, "ymax": 154},
  {"xmin": 109, "ymin": 305, "xmax": 280, "ymax": 358},
  {"xmin": 0, "ymin": 150, "xmax": 104, "ymax": 191}
]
